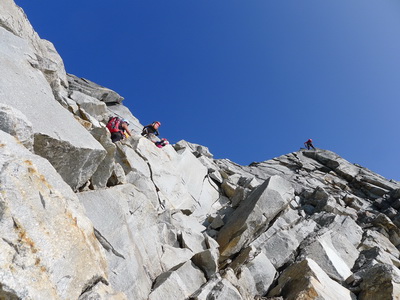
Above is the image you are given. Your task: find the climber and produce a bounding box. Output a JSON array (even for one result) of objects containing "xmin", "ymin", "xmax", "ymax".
[
  {"xmin": 304, "ymin": 138, "xmax": 316, "ymax": 150},
  {"xmin": 106, "ymin": 117, "xmax": 132, "ymax": 143},
  {"xmin": 141, "ymin": 121, "xmax": 161, "ymax": 142}
]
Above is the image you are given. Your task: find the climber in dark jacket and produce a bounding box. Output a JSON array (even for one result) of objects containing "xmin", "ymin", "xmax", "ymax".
[
  {"xmin": 304, "ymin": 138, "xmax": 316, "ymax": 150},
  {"xmin": 141, "ymin": 121, "xmax": 161, "ymax": 142}
]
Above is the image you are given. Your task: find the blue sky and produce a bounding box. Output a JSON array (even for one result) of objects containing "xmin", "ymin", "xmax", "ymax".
[{"xmin": 16, "ymin": 0, "xmax": 400, "ymax": 180}]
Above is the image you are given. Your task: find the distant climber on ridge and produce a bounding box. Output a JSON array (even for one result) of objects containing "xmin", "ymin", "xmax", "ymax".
[
  {"xmin": 141, "ymin": 121, "xmax": 161, "ymax": 142},
  {"xmin": 106, "ymin": 116, "xmax": 132, "ymax": 143},
  {"xmin": 304, "ymin": 138, "xmax": 316, "ymax": 150}
]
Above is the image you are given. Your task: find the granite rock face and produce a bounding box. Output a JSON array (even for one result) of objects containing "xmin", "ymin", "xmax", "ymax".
[
  {"xmin": 0, "ymin": 9, "xmax": 106, "ymax": 191},
  {"xmin": 68, "ymin": 74, "xmax": 124, "ymax": 105},
  {"xmin": 2, "ymin": 1, "xmax": 400, "ymax": 299},
  {"xmin": 0, "ymin": 130, "xmax": 109, "ymax": 299},
  {"xmin": 0, "ymin": 103, "xmax": 34, "ymax": 150}
]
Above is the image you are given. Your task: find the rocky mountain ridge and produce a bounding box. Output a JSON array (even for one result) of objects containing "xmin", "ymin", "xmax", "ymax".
[{"xmin": 1, "ymin": 1, "xmax": 400, "ymax": 299}]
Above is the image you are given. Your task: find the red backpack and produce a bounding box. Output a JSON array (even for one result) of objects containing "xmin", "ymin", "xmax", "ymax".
[{"xmin": 106, "ymin": 117, "xmax": 122, "ymax": 133}]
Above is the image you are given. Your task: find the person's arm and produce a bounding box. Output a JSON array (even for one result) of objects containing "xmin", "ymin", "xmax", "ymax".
[
  {"xmin": 155, "ymin": 129, "xmax": 159, "ymax": 136},
  {"xmin": 122, "ymin": 123, "xmax": 132, "ymax": 136}
]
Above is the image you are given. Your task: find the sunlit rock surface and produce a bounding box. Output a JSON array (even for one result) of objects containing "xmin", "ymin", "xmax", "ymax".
[{"xmin": 1, "ymin": 1, "xmax": 400, "ymax": 299}]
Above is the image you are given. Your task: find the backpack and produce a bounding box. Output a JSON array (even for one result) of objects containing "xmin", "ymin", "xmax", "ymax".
[{"xmin": 106, "ymin": 117, "xmax": 122, "ymax": 133}]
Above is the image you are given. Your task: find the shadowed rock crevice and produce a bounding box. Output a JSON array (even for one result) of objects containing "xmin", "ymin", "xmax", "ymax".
[
  {"xmin": 94, "ymin": 229, "xmax": 125, "ymax": 259},
  {"xmin": 0, "ymin": 283, "xmax": 19, "ymax": 300},
  {"xmin": 79, "ymin": 276, "xmax": 109, "ymax": 297}
]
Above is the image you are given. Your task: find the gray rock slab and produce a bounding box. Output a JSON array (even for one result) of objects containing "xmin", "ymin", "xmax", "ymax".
[
  {"xmin": 217, "ymin": 175, "xmax": 294, "ymax": 259},
  {"xmin": 192, "ymin": 176, "xmax": 221, "ymax": 220},
  {"xmin": 358, "ymin": 263, "xmax": 400, "ymax": 300},
  {"xmin": 68, "ymin": 73, "xmax": 124, "ymax": 104},
  {"xmin": 0, "ymin": 130, "xmax": 107, "ymax": 299},
  {"xmin": 148, "ymin": 261, "xmax": 206, "ymax": 300},
  {"xmin": 268, "ymin": 258, "xmax": 356, "ymax": 300},
  {"xmin": 174, "ymin": 147, "xmax": 209, "ymax": 201},
  {"xmin": 303, "ymin": 149, "xmax": 360, "ymax": 180},
  {"xmin": 299, "ymin": 232, "xmax": 357, "ymax": 282},
  {"xmin": 237, "ymin": 252, "xmax": 277, "ymax": 297},
  {"xmin": 192, "ymin": 271, "xmax": 244, "ymax": 300},
  {"xmin": 252, "ymin": 209, "xmax": 317, "ymax": 269},
  {"xmin": 0, "ymin": 103, "xmax": 33, "ymax": 150},
  {"xmin": 90, "ymin": 127, "xmax": 116, "ymax": 189},
  {"xmin": 132, "ymin": 138, "xmax": 198, "ymax": 211},
  {"xmin": 69, "ymin": 90, "xmax": 109, "ymax": 122},
  {"xmin": 78, "ymin": 282, "xmax": 128, "ymax": 300},
  {"xmin": 174, "ymin": 140, "xmax": 214, "ymax": 158},
  {"xmin": 192, "ymin": 248, "xmax": 219, "ymax": 279},
  {"xmin": 78, "ymin": 185, "xmax": 157, "ymax": 300},
  {"xmin": 0, "ymin": 26, "xmax": 106, "ymax": 190},
  {"xmin": 160, "ymin": 245, "xmax": 194, "ymax": 271},
  {"xmin": 0, "ymin": 0, "xmax": 68, "ymax": 103}
]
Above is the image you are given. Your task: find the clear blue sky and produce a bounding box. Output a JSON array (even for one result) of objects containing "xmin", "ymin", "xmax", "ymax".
[{"xmin": 16, "ymin": 0, "xmax": 400, "ymax": 180}]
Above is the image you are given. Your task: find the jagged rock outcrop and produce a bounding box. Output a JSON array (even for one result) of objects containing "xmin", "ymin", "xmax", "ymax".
[
  {"xmin": 2, "ymin": 1, "xmax": 400, "ymax": 299},
  {"xmin": 217, "ymin": 175, "xmax": 294, "ymax": 260},
  {"xmin": 0, "ymin": 0, "xmax": 68, "ymax": 105},
  {"xmin": 0, "ymin": 9, "xmax": 106, "ymax": 191},
  {"xmin": 67, "ymin": 74, "xmax": 124, "ymax": 105},
  {"xmin": 269, "ymin": 258, "xmax": 357, "ymax": 299},
  {"xmin": 0, "ymin": 103, "xmax": 34, "ymax": 150},
  {"xmin": 0, "ymin": 130, "xmax": 109, "ymax": 299}
]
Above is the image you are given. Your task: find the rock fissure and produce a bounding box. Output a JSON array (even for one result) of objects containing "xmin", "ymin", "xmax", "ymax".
[
  {"xmin": 94, "ymin": 229, "xmax": 125, "ymax": 259},
  {"xmin": 79, "ymin": 276, "xmax": 109, "ymax": 297}
]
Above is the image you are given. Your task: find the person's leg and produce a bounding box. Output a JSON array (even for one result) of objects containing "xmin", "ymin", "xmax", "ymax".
[
  {"xmin": 148, "ymin": 133, "xmax": 158, "ymax": 143},
  {"xmin": 111, "ymin": 132, "xmax": 123, "ymax": 143}
]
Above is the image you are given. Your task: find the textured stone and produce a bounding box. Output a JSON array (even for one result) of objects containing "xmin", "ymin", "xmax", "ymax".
[
  {"xmin": 69, "ymin": 90, "xmax": 109, "ymax": 122},
  {"xmin": 0, "ymin": 0, "xmax": 68, "ymax": 105},
  {"xmin": 358, "ymin": 264, "xmax": 400, "ymax": 300},
  {"xmin": 236, "ymin": 252, "xmax": 277, "ymax": 297},
  {"xmin": 298, "ymin": 232, "xmax": 357, "ymax": 282},
  {"xmin": 4, "ymin": 3, "xmax": 400, "ymax": 299},
  {"xmin": 253, "ymin": 209, "xmax": 317, "ymax": 269},
  {"xmin": 174, "ymin": 147, "xmax": 208, "ymax": 199},
  {"xmin": 148, "ymin": 261, "xmax": 206, "ymax": 300},
  {"xmin": 90, "ymin": 127, "xmax": 116, "ymax": 189},
  {"xmin": 78, "ymin": 185, "xmax": 158, "ymax": 300},
  {"xmin": 268, "ymin": 258, "xmax": 356, "ymax": 300},
  {"xmin": 0, "ymin": 130, "xmax": 108, "ymax": 299},
  {"xmin": 217, "ymin": 175, "xmax": 294, "ymax": 259},
  {"xmin": 78, "ymin": 282, "xmax": 128, "ymax": 300},
  {"xmin": 192, "ymin": 248, "xmax": 219, "ymax": 279},
  {"xmin": 0, "ymin": 26, "xmax": 106, "ymax": 190},
  {"xmin": 160, "ymin": 245, "xmax": 194, "ymax": 271},
  {"xmin": 174, "ymin": 140, "xmax": 213, "ymax": 158},
  {"xmin": 68, "ymin": 73, "xmax": 124, "ymax": 104},
  {"xmin": 221, "ymin": 179, "xmax": 238, "ymax": 198},
  {"xmin": 0, "ymin": 103, "xmax": 33, "ymax": 150},
  {"xmin": 132, "ymin": 137, "xmax": 197, "ymax": 211},
  {"xmin": 191, "ymin": 275, "xmax": 243, "ymax": 300}
]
